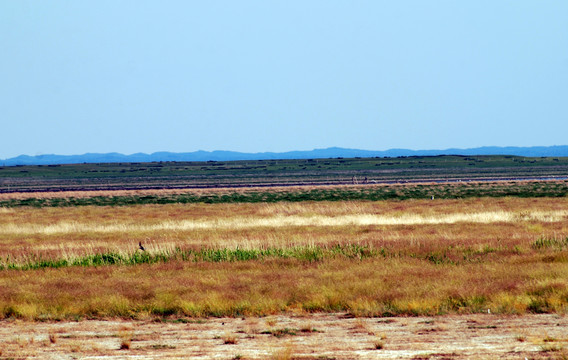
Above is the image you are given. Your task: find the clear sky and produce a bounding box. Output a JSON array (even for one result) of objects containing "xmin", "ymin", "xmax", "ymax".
[{"xmin": 1, "ymin": 1, "xmax": 567, "ymax": 159}]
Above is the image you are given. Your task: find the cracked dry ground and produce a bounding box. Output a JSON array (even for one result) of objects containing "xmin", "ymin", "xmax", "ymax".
[{"xmin": 1, "ymin": 314, "xmax": 567, "ymax": 359}]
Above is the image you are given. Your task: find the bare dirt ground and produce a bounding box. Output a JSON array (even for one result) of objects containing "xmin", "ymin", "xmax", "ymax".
[{"xmin": 1, "ymin": 314, "xmax": 566, "ymax": 359}]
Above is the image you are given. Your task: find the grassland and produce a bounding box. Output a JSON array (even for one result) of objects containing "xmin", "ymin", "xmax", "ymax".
[
  {"xmin": 1, "ymin": 180, "xmax": 568, "ymax": 208},
  {"xmin": 2, "ymin": 157, "xmax": 568, "ymax": 358},
  {"xmin": 1, "ymin": 197, "xmax": 568, "ymax": 320},
  {"xmin": 2, "ymin": 154, "xmax": 568, "ymax": 194}
]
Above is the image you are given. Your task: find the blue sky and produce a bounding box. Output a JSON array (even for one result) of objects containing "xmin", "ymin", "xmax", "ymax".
[{"xmin": 1, "ymin": 1, "xmax": 567, "ymax": 159}]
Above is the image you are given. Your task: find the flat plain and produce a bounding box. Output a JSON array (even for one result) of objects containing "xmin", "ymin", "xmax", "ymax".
[
  {"xmin": 1, "ymin": 156, "xmax": 568, "ymax": 359},
  {"xmin": 2, "ymin": 314, "xmax": 568, "ymax": 359}
]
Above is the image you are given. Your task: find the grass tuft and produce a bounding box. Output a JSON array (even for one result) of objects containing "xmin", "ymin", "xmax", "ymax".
[
  {"xmin": 118, "ymin": 329, "xmax": 133, "ymax": 350},
  {"xmin": 223, "ymin": 333, "xmax": 237, "ymax": 344},
  {"xmin": 373, "ymin": 340, "xmax": 384, "ymax": 350},
  {"xmin": 262, "ymin": 328, "xmax": 297, "ymax": 338},
  {"xmin": 48, "ymin": 332, "xmax": 57, "ymax": 344}
]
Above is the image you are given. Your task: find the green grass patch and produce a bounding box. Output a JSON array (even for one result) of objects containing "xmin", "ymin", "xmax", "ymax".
[
  {"xmin": 532, "ymin": 236, "xmax": 568, "ymax": 250},
  {"xmin": 0, "ymin": 242, "xmax": 532, "ymax": 271}
]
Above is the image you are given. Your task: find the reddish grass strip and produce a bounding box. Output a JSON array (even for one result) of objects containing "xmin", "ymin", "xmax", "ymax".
[{"xmin": 1, "ymin": 254, "xmax": 568, "ymax": 319}]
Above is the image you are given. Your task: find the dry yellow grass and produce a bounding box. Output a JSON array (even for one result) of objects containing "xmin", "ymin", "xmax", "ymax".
[
  {"xmin": 1, "ymin": 209, "xmax": 566, "ymax": 235},
  {"xmin": 1, "ymin": 197, "xmax": 567, "ymax": 257},
  {"xmin": 1, "ymin": 197, "xmax": 568, "ymax": 319},
  {"xmin": 1, "ymin": 252, "xmax": 568, "ymax": 319}
]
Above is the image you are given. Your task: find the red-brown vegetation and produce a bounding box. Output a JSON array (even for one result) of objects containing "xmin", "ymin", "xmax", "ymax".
[{"xmin": 0, "ymin": 197, "xmax": 567, "ymax": 319}]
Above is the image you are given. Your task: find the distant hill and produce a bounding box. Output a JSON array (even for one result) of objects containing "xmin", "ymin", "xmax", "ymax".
[{"xmin": 2, "ymin": 146, "xmax": 568, "ymax": 166}]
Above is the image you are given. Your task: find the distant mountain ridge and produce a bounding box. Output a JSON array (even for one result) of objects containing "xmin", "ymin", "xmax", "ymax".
[{"xmin": 2, "ymin": 146, "xmax": 568, "ymax": 166}]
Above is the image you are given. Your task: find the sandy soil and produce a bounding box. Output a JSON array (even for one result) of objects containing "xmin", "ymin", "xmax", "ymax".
[{"xmin": 1, "ymin": 314, "xmax": 566, "ymax": 359}]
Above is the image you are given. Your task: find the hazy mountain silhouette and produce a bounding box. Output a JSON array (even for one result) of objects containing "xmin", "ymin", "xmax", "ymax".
[{"xmin": 2, "ymin": 146, "xmax": 568, "ymax": 166}]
